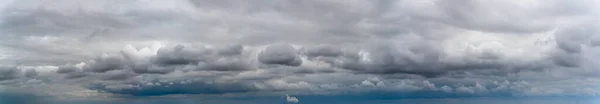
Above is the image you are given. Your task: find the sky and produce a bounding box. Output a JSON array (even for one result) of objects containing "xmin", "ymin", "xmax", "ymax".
[{"xmin": 1, "ymin": 0, "xmax": 600, "ymax": 104}]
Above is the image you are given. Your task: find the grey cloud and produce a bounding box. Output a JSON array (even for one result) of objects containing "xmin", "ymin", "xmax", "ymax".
[
  {"xmin": 554, "ymin": 26, "xmax": 594, "ymax": 54},
  {"xmin": 551, "ymin": 22, "xmax": 600, "ymax": 67},
  {"xmin": 197, "ymin": 57, "xmax": 251, "ymax": 71},
  {"xmin": 57, "ymin": 44, "xmax": 256, "ymax": 77},
  {"xmin": 413, "ymin": 0, "xmax": 592, "ymax": 33},
  {"xmin": 24, "ymin": 69, "xmax": 37, "ymax": 78},
  {"xmin": 590, "ymin": 36, "xmax": 600, "ymax": 47},
  {"xmin": 0, "ymin": 66, "xmax": 40, "ymax": 81},
  {"xmin": 91, "ymin": 79, "xmax": 258, "ymax": 96},
  {"xmin": 552, "ymin": 51, "xmax": 581, "ymax": 67},
  {"xmin": 56, "ymin": 65, "xmax": 77, "ymax": 74},
  {"xmin": 303, "ymin": 44, "xmax": 343, "ymax": 58},
  {"xmin": 154, "ymin": 45, "xmax": 210, "ymax": 65},
  {"xmin": 131, "ymin": 63, "xmax": 177, "ymax": 74},
  {"xmin": 2, "ymin": 0, "xmax": 600, "ymax": 99},
  {"xmin": 57, "ymin": 64, "xmax": 92, "ymax": 79},
  {"xmin": 300, "ymin": 42, "xmax": 547, "ymax": 78},
  {"xmin": 113, "ymin": 44, "xmax": 252, "ymax": 74},
  {"xmin": 151, "ymin": 45, "xmax": 253, "ymax": 72},
  {"xmin": 258, "ymin": 44, "xmax": 302, "ymax": 66},
  {"xmin": 84, "ymin": 55, "xmax": 126, "ymax": 73},
  {"xmin": 64, "ymin": 72, "xmax": 89, "ymax": 79},
  {"xmin": 217, "ymin": 44, "xmax": 244, "ymax": 56},
  {"xmin": 0, "ymin": 66, "xmax": 19, "ymax": 81}
]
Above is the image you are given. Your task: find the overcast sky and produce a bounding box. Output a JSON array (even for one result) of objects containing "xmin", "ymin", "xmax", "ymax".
[{"xmin": 1, "ymin": 0, "xmax": 600, "ymax": 104}]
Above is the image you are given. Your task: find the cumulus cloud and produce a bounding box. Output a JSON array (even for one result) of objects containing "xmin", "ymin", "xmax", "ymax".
[
  {"xmin": 0, "ymin": 0, "xmax": 600, "ymax": 101},
  {"xmin": 258, "ymin": 44, "xmax": 302, "ymax": 66},
  {"xmin": 286, "ymin": 94, "xmax": 299, "ymax": 103}
]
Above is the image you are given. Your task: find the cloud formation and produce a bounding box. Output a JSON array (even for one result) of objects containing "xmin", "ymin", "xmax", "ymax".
[
  {"xmin": 0, "ymin": 0, "xmax": 599, "ymax": 102},
  {"xmin": 286, "ymin": 94, "xmax": 299, "ymax": 103},
  {"xmin": 258, "ymin": 44, "xmax": 302, "ymax": 66},
  {"xmin": 0, "ymin": 66, "xmax": 19, "ymax": 81}
]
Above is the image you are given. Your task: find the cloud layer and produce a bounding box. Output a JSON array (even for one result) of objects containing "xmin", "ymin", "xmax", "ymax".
[{"xmin": 0, "ymin": 0, "xmax": 600, "ymax": 101}]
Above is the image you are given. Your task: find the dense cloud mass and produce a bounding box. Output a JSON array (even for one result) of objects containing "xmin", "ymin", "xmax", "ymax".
[
  {"xmin": 0, "ymin": 66, "xmax": 19, "ymax": 81},
  {"xmin": 0, "ymin": 0, "xmax": 600, "ymax": 102},
  {"xmin": 258, "ymin": 44, "xmax": 302, "ymax": 66}
]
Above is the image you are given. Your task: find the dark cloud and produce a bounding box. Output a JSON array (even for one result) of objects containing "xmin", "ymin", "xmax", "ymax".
[
  {"xmin": 98, "ymin": 70, "xmax": 135, "ymax": 80},
  {"xmin": 64, "ymin": 72, "xmax": 89, "ymax": 79},
  {"xmin": 303, "ymin": 44, "xmax": 343, "ymax": 58},
  {"xmin": 57, "ymin": 64, "xmax": 92, "ymax": 79},
  {"xmin": 198, "ymin": 57, "xmax": 251, "ymax": 71},
  {"xmin": 0, "ymin": 7, "xmax": 133, "ymax": 35},
  {"xmin": 551, "ymin": 23, "xmax": 600, "ymax": 67},
  {"xmin": 154, "ymin": 45, "xmax": 209, "ymax": 65},
  {"xmin": 552, "ymin": 51, "xmax": 581, "ymax": 67},
  {"xmin": 84, "ymin": 55, "xmax": 126, "ymax": 73},
  {"xmin": 298, "ymin": 43, "xmax": 549, "ymax": 78},
  {"xmin": 258, "ymin": 44, "xmax": 302, "ymax": 66},
  {"xmin": 217, "ymin": 44, "xmax": 244, "ymax": 56},
  {"xmin": 58, "ymin": 44, "xmax": 255, "ymax": 75},
  {"xmin": 56, "ymin": 65, "xmax": 77, "ymax": 74},
  {"xmin": 131, "ymin": 63, "xmax": 177, "ymax": 74},
  {"xmin": 56, "ymin": 44, "xmax": 258, "ymax": 82},
  {"xmin": 149, "ymin": 45, "xmax": 253, "ymax": 72},
  {"xmin": 24, "ymin": 69, "xmax": 37, "ymax": 78},
  {"xmin": 0, "ymin": 66, "xmax": 19, "ymax": 81}
]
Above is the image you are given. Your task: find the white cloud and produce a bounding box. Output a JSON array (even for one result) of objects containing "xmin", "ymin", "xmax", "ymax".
[{"xmin": 286, "ymin": 94, "xmax": 299, "ymax": 103}]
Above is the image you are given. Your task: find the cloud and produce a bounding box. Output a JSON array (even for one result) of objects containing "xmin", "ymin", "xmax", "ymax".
[
  {"xmin": 286, "ymin": 94, "xmax": 299, "ymax": 103},
  {"xmin": 57, "ymin": 44, "xmax": 255, "ymax": 76},
  {"xmin": 24, "ymin": 69, "xmax": 37, "ymax": 78},
  {"xmin": 258, "ymin": 44, "xmax": 302, "ymax": 66},
  {"xmin": 90, "ymin": 79, "xmax": 257, "ymax": 96},
  {"xmin": 0, "ymin": 66, "xmax": 19, "ymax": 81},
  {"xmin": 402, "ymin": 0, "xmax": 594, "ymax": 33},
  {"xmin": 84, "ymin": 55, "xmax": 126, "ymax": 73},
  {"xmin": 56, "ymin": 65, "xmax": 78, "ymax": 74},
  {"xmin": 1, "ymin": 0, "xmax": 600, "ymax": 101}
]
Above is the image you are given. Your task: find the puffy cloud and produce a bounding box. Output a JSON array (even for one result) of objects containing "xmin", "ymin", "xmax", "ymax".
[
  {"xmin": 56, "ymin": 44, "xmax": 256, "ymax": 76},
  {"xmin": 258, "ymin": 44, "xmax": 302, "ymax": 66},
  {"xmin": 153, "ymin": 45, "xmax": 210, "ymax": 65},
  {"xmin": 303, "ymin": 44, "xmax": 343, "ymax": 58},
  {"xmin": 286, "ymin": 94, "xmax": 299, "ymax": 103},
  {"xmin": 46, "ymin": 39, "xmax": 600, "ymax": 97},
  {"xmin": 84, "ymin": 55, "xmax": 126, "ymax": 73}
]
